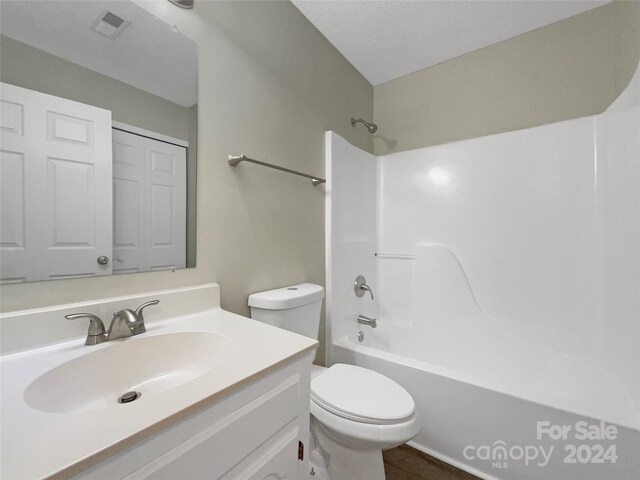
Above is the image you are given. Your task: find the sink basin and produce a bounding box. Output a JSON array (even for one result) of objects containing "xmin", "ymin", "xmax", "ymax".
[{"xmin": 24, "ymin": 332, "xmax": 233, "ymax": 414}]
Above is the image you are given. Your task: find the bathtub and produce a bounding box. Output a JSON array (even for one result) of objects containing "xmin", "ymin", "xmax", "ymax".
[{"xmin": 330, "ymin": 324, "xmax": 640, "ymax": 480}]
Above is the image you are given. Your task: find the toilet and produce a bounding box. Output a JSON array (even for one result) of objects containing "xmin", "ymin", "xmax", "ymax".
[{"xmin": 249, "ymin": 283, "xmax": 420, "ymax": 480}]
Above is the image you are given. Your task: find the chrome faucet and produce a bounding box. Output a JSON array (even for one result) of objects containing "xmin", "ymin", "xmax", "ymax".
[
  {"xmin": 66, "ymin": 300, "xmax": 159, "ymax": 345},
  {"xmin": 354, "ymin": 275, "xmax": 375, "ymax": 300},
  {"xmin": 357, "ymin": 314, "xmax": 377, "ymax": 328}
]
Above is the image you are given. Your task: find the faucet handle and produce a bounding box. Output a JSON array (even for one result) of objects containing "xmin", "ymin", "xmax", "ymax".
[
  {"xmin": 135, "ymin": 299, "xmax": 159, "ymax": 318},
  {"xmin": 133, "ymin": 300, "xmax": 159, "ymax": 332},
  {"xmin": 65, "ymin": 313, "xmax": 106, "ymax": 345},
  {"xmin": 354, "ymin": 275, "xmax": 375, "ymax": 300}
]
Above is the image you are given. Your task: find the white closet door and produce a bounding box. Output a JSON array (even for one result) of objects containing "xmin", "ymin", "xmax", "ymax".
[
  {"xmin": 112, "ymin": 129, "xmax": 145, "ymax": 274},
  {"xmin": 0, "ymin": 82, "xmax": 112, "ymax": 283},
  {"xmin": 145, "ymin": 137, "xmax": 186, "ymax": 271},
  {"xmin": 112, "ymin": 129, "xmax": 186, "ymax": 273}
]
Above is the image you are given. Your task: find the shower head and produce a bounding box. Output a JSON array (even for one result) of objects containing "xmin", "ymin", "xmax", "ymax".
[{"xmin": 351, "ymin": 117, "xmax": 378, "ymax": 134}]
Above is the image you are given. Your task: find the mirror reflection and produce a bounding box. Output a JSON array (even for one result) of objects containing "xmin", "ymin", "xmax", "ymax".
[{"xmin": 0, "ymin": 0, "xmax": 197, "ymax": 283}]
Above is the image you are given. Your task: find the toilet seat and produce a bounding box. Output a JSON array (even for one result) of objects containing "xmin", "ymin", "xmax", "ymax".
[
  {"xmin": 310, "ymin": 397, "xmax": 420, "ymax": 451},
  {"xmin": 310, "ymin": 363, "xmax": 415, "ymax": 425}
]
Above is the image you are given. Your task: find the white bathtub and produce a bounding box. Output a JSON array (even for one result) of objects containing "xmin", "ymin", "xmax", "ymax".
[{"xmin": 331, "ymin": 326, "xmax": 640, "ymax": 480}]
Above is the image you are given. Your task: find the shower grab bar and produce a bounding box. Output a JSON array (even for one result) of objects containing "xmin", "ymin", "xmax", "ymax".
[
  {"xmin": 375, "ymin": 253, "xmax": 416, "ymax": 260},
  {"xmin": 228, "ymin": 154, "xmax": 326, "ymax": 186}
]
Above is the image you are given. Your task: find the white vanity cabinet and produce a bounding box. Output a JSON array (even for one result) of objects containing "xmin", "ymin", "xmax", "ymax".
[
  {"xmin": 1, "ymin": 285, "xmax": 318, "ymax": 480},
  {"xmin": 72, "ymin": 353, "xmax": 313, "ymax": 480}
]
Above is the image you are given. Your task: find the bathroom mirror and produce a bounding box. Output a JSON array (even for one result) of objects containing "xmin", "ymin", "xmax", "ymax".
[{"xmin": 0, "ymin": 0, "xmax": 197, "ymax": 283}]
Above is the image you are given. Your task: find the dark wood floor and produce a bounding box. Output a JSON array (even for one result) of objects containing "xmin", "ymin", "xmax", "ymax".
[{"xmin": 383, "ymin": 445, "xmax": 480, "ymax": 480}]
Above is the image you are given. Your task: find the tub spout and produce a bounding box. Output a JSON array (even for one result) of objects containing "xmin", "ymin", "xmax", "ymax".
[{"xmin": 357, "ymin": 314, "xmax": 377, "ymax": 328}]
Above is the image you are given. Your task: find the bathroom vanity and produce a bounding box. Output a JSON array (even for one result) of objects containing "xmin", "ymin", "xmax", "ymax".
[{"xmin": 0, "ymin": 284, "xmax": 317, "ymax": 479}]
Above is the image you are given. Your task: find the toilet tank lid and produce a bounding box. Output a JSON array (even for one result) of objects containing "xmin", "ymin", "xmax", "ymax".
[{"xmin": 248, "ymin": 283, "xmax": 324, "ymax": 309}]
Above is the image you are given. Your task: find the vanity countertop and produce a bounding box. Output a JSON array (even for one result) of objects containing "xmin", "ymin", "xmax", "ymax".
[{"xmin": 0, "ymin": 285, "xmax": 317, "ymax": 480}]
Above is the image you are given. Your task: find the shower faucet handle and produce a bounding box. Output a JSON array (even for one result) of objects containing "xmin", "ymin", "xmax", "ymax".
[{"xmin": 354, "ymin": 275, "xmax": 374, "ymax": 300}]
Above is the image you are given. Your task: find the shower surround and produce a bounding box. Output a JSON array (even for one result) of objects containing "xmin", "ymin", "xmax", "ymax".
[{"xmin": 325, "ymin": 68, "xmax": 640, "ymax": 479}]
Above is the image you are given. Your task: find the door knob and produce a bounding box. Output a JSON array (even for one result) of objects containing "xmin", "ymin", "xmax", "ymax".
[{"xmin": 97, "ymin": 256, "xmax": 109, "ymax": 265}]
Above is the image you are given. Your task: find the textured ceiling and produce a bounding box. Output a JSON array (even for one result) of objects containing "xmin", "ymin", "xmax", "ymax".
[
  {"xmin": 292, "ymin": 0, "xmax": 611, "ymax": 86},
  {"xmin": 1, "ymin": 0, "xmax": 197, "ymax": 107}
]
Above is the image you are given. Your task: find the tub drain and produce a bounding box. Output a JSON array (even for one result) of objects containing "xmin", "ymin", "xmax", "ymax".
[{"xmin": 118, "ymin": 391, "xmax": 142, "ymax": 404}]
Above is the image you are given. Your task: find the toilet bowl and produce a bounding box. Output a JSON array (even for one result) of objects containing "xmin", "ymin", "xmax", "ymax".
[
  {"xmin": 249, "ymin": 284, "xmax": 420, "ymax": 480},
  {"xmin": 309, "ymin": 364, "xmax": 419, "ymax": 480}
]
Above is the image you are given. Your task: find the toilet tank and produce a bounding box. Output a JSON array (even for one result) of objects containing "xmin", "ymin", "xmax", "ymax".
[{"xmin": 248, "ymin": 283, "xmax": 324, "ymax": 340}]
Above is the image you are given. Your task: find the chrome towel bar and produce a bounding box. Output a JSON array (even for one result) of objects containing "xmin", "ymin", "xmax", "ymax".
[{"xmin": 228, "ymin": 154, "xmax": 326, "ymax": 186}]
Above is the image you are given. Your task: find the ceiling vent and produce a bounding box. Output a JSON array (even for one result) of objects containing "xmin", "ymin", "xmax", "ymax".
[{"xmin": 90, "ymin": 10, "xmax": 130, "ymax": 40}]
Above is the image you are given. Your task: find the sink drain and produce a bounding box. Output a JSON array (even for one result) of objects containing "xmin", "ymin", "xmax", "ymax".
[{"xmin": 118, "ymin": 391, "xmax": 142, "ymax": 404}]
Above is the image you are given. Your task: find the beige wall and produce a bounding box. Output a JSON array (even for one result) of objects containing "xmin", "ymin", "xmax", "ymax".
[
  {"xmin": 374, "ymin": 1, "xmax": 640, "ymax": 155},
  {"xmin": 0, "ymin": 1, "xmax": 373, "ymax": 364},
  {"xmin": 0, "ymin": 35, "xmax": 192, "ymax": 142}
]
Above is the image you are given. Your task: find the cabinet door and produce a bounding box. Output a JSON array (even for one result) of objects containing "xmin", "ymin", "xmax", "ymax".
[
  {"xmin": 244, "ymin": 429, "xmax": 299, "ymax": 480},
  {"xmin": 0, "ymin": 82, "xmax": 112, "ymax": 282},
  {"xmin": 122, "ymin": 377, "xmax": 300, "ymax": 480}
]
